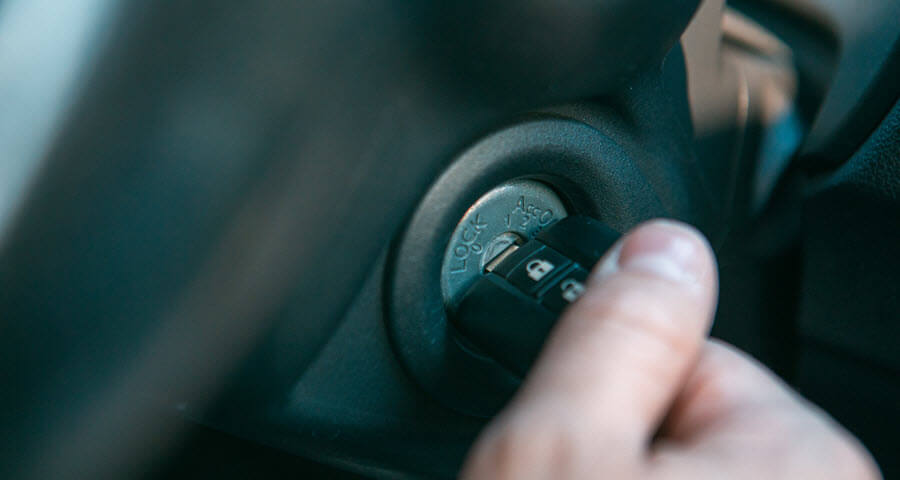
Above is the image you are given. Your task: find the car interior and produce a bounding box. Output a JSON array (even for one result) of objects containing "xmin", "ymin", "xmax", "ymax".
[{"xmin": 1, "ymin": 0, "xmax": 899, "ymax": 478}]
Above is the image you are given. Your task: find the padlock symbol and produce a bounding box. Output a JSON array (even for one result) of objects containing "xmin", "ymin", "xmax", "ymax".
[
  {"xmin": 560, "ymin": 278, "xmax": 585, "ymax": 303},
  {"xmin": 526, "ymin": 258, "xmax": 555, "ymax": 281}
]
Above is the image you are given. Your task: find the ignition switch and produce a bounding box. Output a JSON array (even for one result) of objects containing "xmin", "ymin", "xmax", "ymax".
[
  {"xmin": 387, "ymin": 117, "xmax": 683, "ymax": 416},
  {"xmin": 439, "ymin": 181, "xmax": 620, "ymax": 378},
  {"xmin": 441, "ymin": 180, "xmax": 568, "ymax": 307}
]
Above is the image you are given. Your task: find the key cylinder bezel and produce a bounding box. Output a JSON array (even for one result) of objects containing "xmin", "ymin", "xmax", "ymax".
[{"xmin": 386, "ymin": 116, "xmax": 668, "ymax": 417}]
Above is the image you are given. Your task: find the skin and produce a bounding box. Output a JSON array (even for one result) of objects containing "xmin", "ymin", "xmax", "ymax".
[{"xmin": 461, "ymin": 220, "xmax": 881, "ymax": 480}]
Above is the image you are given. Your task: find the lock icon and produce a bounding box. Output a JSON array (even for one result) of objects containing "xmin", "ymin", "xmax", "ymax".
[
  {"xmin": 526, "ymin": 258, "xmax": 555, "ymax": 281},
  {"xmin": 560, "ymin": 278, "xmax": 585, "ymax": 303}
]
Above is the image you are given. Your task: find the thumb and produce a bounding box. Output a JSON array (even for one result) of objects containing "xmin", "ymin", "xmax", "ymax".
[{"xmin": 465, "ymin": 219, "xmax": 718, "ymax": 477}]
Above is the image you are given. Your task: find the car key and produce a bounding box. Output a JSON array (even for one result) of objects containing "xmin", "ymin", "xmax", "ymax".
[{"xmin": 450, "ymin": 215, "xmax": 620, "ymax": 377}]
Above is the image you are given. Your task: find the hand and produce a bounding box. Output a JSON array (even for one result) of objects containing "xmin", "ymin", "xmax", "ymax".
[{"xmin": 461, "ymin": 220, "xmax": 881, "ymax": 480}]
